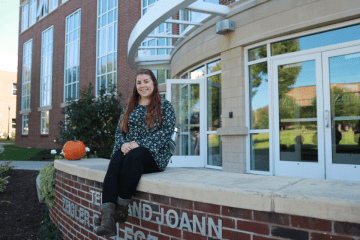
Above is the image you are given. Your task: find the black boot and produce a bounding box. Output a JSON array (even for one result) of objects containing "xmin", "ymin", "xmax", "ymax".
[
  {"xmin": 95, "ymin": 197, "xmax": 131, "ymax": 226},
  {"xmin": 96, "ymin": 202, "xmax": 117, "ymax": 237},
  {"xmin": 115, "ymin": 197, "xmax": 131, "ymax": 223}
]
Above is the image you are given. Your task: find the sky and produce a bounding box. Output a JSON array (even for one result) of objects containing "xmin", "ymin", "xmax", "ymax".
[{"xmin": 0, "ymin": 0, "xmax": 19, "ymax": 72}]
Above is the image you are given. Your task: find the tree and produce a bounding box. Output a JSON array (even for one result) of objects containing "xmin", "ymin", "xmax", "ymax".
[
  {"xmin": 55, "ymin": 82, "xmax": 123, "ymax": 158},
  {"xmin": 254, "ymin": 105, "xmax": 269, "ymax": 129},
  {"xmin": 330, "ymin": 86, "xmax": 360, "ymax": 130}
]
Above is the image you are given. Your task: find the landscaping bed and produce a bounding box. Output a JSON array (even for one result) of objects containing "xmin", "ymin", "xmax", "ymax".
[{"xmin": 0, "ymin": 169, "xmax": 43, "ymax": 239}]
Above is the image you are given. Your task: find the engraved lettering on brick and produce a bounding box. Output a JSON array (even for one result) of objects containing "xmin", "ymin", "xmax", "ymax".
[
  {"xmin": 94, "ymin": 192, "xmax": 101, "ymax": 206},
  {"xmin": 93, "ymin": 213, "xmax": 100, "ymax": 231},
  {"xmin": 193, "ymin": 215, "xmax": 206, "ymax": 236},
  {"xmin": 132, "ymin": 201, "xmax": 141, "ymax": 219},
  {"xmin": 156, "ymin": 208, "xmax": 164, "ymax": 224},
  {"xmin": 71, "ymin": 202, "xmax": 75, "ymax": 218},
  {"xmin": 179, "ymin": 212, "xmax": 192, "ymax": 232},
  {"xmin": 142, "ymin": 203, "xmax": 152, "ymax": 221},
  {"xmin": 208, "ymin": 217, "xmax": 222, "ymax": 239},
  {"xmin": 135, "ymin": 231, "xmax": 146, "ymax": 239},
  {"xmin": 166, "ymin": 209, "xmax": 179, "ymax": 228},
  {"xmin": 125, "ymin": 226, "xmax": 133, "ymax": 240}
]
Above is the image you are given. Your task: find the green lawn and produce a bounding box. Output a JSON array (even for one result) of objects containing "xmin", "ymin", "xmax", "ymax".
[
  {"xmin": 253, "ymin": 130, "xmax": 359, "ymax": 150},
  {"xmin": 0, "ymin": 138, "xmax": 15, "ymax": 144},
  {"xmin": 0, "ymin": 145, "xmax": 51, "ymax": 161}
]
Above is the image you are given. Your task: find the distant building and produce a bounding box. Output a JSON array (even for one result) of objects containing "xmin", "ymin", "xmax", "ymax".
[{"xmin": 0, "ymin": 53, "xmax": 17, "ymax": 138}]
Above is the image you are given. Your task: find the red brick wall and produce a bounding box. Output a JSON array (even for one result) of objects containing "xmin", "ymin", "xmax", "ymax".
[
  {"xmin": 16, "ymin": 0, "xmax": 140, "ymax": 149},
  {"xmin": 49, "ymin": 170, "xmax": 360, "ymax": 240}
]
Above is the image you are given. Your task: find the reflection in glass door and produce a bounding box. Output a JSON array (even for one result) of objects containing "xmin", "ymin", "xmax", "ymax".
[
  {"xmin": 273, "ymin": 53, "xmax": 325, "ymax": 179},
  {"xmin": 166, "ymin": 78, "xmax": 205, "ymax": 167},
  {"xmin": 323, "ymin": 46, "xmax": 360, "ymax": 181}
]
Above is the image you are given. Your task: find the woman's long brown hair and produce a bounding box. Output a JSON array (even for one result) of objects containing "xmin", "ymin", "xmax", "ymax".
[{"xmin": 119, "ymin": 69, "xmax": 163, "ymax": 133}]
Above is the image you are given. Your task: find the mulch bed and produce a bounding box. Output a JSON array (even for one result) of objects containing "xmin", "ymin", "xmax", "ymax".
[{"xmin": 0, "ymin": 169, "xmax": 43, "ymax": 240}]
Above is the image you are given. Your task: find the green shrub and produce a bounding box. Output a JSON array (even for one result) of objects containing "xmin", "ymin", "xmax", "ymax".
[
  {"xmin": 39, "ymin": 163, "xmax": 56, "ymax": 207},
  {"xmin": 55, "ymin": 82, "xmax": 123, "ymax": 159},
  {"xmin": 0, "ymin": 161, "xmax": 15, "ymax": 193},
  {"xmin": 29, "ymin": 148, "xmax": 57, "ymax": 161},
  {"xmin": 0, "ymin": 175, "xmax": 10, "ymax": 193},
  {"xmin": 0, "ymin": 161, "xmax": 15, "ymax": 178},
  {"xmin": 37, "ymin": 203, "xmax": 63, "ymax": 240}
]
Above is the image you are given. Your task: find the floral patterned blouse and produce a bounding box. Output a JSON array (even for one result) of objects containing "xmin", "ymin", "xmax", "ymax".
[{"xmin": 110, "ymin": 99, "xmax": 176, "ymax": 171}]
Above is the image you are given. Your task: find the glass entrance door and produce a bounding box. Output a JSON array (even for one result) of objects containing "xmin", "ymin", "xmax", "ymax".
[
  {"xmin": 166, "ymin": 78, "xmax": 206, "ymax": 167},
  {"xmin": 323, "ymin": 46, "xmax": 360, "ymax": 181},
  {"xmin": 273, "ymin": 53, "xmax": 325, "ymax": 179}
]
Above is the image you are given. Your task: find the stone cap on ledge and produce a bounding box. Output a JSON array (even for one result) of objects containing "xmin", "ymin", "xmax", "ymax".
[{"xmin": 54, "ymin": 158, "xmax": 360, "ymax": 223}]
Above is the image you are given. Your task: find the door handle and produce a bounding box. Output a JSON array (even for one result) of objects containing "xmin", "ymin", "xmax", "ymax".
[{"xmin": 325, "ymin": 110, "xmax": 330, "ymax": 128}]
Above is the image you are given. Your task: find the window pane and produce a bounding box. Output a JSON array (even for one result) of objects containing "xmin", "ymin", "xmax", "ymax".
[
  {"xmin": 249, "ymin": 62, "xmax": 268, "ymax": 129},
  {"xmin": 102, "ymin": 0, "xmax": 107, "ymax": 14},
  {"xmin": 107, "ymin": 73, "xmax": 113, "ymax": 92},
  {"xmin": 143, "ymin": 0, "xmax": 147, "ymax": 7},
  {"xmin": 207, "ymin": 74, "xmax": 221, "ymax": 130},
  {"xmin": 157, "ymin": 70, "xmax": 165, "ymax": 84},
  {"xmin": 107, "ymin": 54, "xmax": 113, "ymax": 72},
  {"xmin": 101, "ymin": 56, "xmax": 106, "ymax": 74},
  {"xmin": 159, "ymin": 23, "xmax": 164, "ymax": 33},
  {"xmin": 249, "ymin": 45, "xmax": 267, "ymax": 61},
  {"xmin": 101, "ymin": 75, "xmax": 106, "ymax": 89},
  {"xmin": 207, "ymin": 59, "xmax": 221, "ymax": 73},
  {"xmin": 102, "ymin": 14, "xmax": 107, "ymax": 27},
  {"xmin": 149, "ymin": 0, "xmax": 156, "ymax": 5},
  {"xmin": 250, "ymin": 133, "xmax": 269, "ymax": 171},
  {"xmin": 190, "ymin": 66, "xmax": 205, "ymax": 79},
  {"xmin": 108, "ymin": 10, "xmax": 113, "ymax": 24},
  {"xmin": 207, "ymin": 134, "xmax": 222, "ymax": 166},
  {"xmin": 271, "ymin": 24, "xmax": 360, "ymax": 56},
  {"xmin": 108, "ymin": 25, "xmax": 113, "ymax": 52},
  {"xmin": 108, "ymin": 0, "xmax": 114, "ymax": 10}
]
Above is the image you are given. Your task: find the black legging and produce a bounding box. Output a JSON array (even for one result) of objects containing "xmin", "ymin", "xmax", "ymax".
[{"xmin": 102, "ymin": 146, "xmax": 161, "ymax": 204}]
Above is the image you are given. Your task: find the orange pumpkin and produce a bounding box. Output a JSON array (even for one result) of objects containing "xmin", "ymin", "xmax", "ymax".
[{"xmin": 63, "ymin": 140, "xmax": 86, "ymax": 160}]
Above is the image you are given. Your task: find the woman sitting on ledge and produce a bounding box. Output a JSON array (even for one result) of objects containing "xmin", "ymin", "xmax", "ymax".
[{"xmin": 96, "ymin": 69, "xmax": 176, "ymax": 237}]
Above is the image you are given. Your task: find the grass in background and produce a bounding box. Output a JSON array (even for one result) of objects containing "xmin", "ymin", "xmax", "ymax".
[
  {"xmin": 0, "ymin": 139, "xmax": 15, "ymax": 144},
  {"xmin": 0, "ymin": 145, "xmax": 53, "ymax": 161}
]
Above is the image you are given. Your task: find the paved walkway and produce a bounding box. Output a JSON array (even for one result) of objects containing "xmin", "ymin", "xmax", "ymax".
[{"xmin": 0, "ymin": 160, "xmax": 54, "ymax": 170}]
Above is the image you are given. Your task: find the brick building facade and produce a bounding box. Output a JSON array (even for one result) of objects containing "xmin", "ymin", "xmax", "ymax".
[{"xmin": 16, "ymin": 0, "xmax": 140, "ymax": 149}]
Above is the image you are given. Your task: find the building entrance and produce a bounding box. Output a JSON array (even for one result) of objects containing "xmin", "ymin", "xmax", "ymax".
[
  {"xmin": 273, "ymin": 45, "xmax": 360, "ymax": 181},
  {"xmin": 166, "ymin": 78, "xmax": 206, "ymax": 167}
]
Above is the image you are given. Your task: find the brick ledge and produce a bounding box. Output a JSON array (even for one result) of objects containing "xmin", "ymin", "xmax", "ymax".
[{"xmin": 54, "ymin": 158, "xmax": 360, "ymax": 223}]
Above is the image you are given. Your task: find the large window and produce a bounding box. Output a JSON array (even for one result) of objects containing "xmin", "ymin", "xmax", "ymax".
[
  {"xmin": 40, "ymin": 26, "xmax": 54, "ymax": 107},
  {"xmin": 21, "ymin": 2, "xmax": 29, "ymax": 32},
  {"xmin": 245, "ymin": 22, "xmax": 360, "ymax": 175},
  {"xmin": 96, "ymin": 0, "xmax": 118, "ymax": 96},
  {"xmin": 141, "ymin": 0, "xmax": 172, "ymax": 56},
  {"xmin": 41, "ymin": 111, "xmax": 49, "ymax": 134},
  {"xmin": 22, "ymin": 39, "xmax": 33, "ymax": 110},
  {"xmin": 64, "ymin": 9, "xmax": 81, "ymax": 102},
  {"xmin": 37, "ymin": 0, "xmax": 49, "ymax": 18},
  {"xmin": 49, "ymin": 0, "xmax": 58, "ymax": 12},
  {"xmin": 22, "ymin": 114, "xmax": 29, "ymax": 135},
  {"xmin": 29, "ymin": 0, "xmax": 37, "ymax": 26},
  {"xmin": 180, "ymin": 0, "xmax": 219, "ymax": 33},
  {"xmin": 151, "ymin": 69, "xmax": 171, "ymax": 84},
  {"xmin": 182, "ymin": 59, "xmax": 222, "ymax": 168}
]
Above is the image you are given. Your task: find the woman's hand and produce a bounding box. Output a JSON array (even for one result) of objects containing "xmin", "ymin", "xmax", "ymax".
[
  {"xmin": 121, "ymin": 141, "xmax": 139, "ymax": 155},
  {"xmin": 130, "ymin": 141, "xmax": 139, "ymax": 149},
  {"xmin": 121, "ymin": 142, "xmax": 133, "ymax": 155}
]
